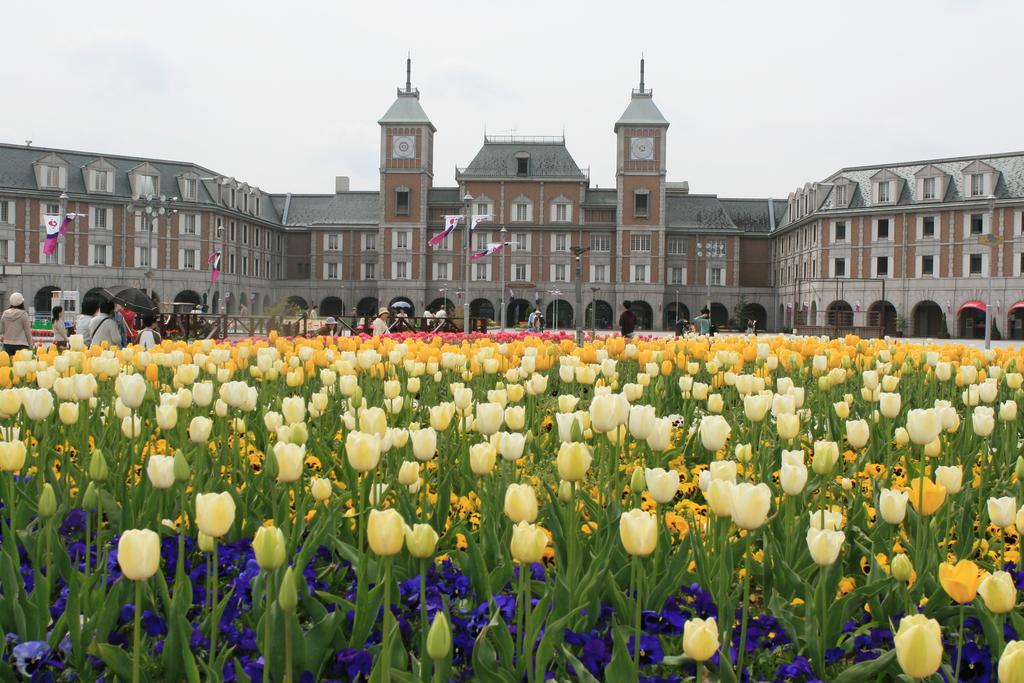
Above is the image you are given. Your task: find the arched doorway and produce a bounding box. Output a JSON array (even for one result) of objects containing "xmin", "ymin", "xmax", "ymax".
[
  {"xmin": 174, "ymin": 289, "xmax": 202, "ymax": 306},
  {"xmin": 389, "ymin": 296, "xmax": 415, "ymax": 317},
  {"xmin": 587, "ymin": 300, "xmax": 615, "ymax": 329},
  {"xmin": 709, "ymin": 303, "xmax": 728, "ymax": 328},
  {"xmin": 663, "ymin": 302, "xmax": 689, "ymax": 330},
  {"xmin": 428, "ymin": 297, "xmax": 455, "ymax": 315},
  {"xmin": 545, "ymin": 300, "xmax": 573, "ymax": 330},
  {"xmin": 357, "ymin": 297, "xmax": 378, "ymax": 316},
  {"xmin": 470, "ymin": 298, "xmax": 494, "ymax": 321},
  {"xmin": 34, "ymin": 286, "xmax": 60, "ymax": 314},
  {"xmin": 211, "ymin": 291, "xmax": 221, "ymax": 314},
  {"xmin": 628, "ymin": 301, "xmax": 653, "ymax": 330},
  {"xmin": 286, "ymin": 295, "xmax": 308, "ymax": 313},
  {"xmin": 958, "ymin": 301, "xmax": 986, "ymax": 339},
  {"xmin": 826, "ymin": 300, "xmax": 854, "ymax": 327},
  {"xmin": 1009, "ymin": 302, "xmax": 1024, "ymax": 340},
  {"xmin": 507, "ymin": 299, "xmax": 532, "ymax": 326},
  {"xmin": 263, "ymin": 295, "xmax": 272, "ymax": 313},
  {"xmin": 868, "ymin": 300, "xmax": 897, "ymax": 335},
  {"xmin": 912, "ymin": 300, "xmax": 944, "ymax": 337},
  {"xmin": 320, "ymin": 296, "xmax": 345, "ymax": 317},
  {"xmin": 779, "ymin": 304, "xmax": 787, "ymax": 330},
  {"xmin": 746, "ymin": 303, "xmax": 768, "ymax": 331},
  {"xmin": 809, "ymin": 301, "xmax": 818, "ymax": 327},
  {"xmin": 250, "ymin": 296, "xmax": 261, "ymax": 315}
]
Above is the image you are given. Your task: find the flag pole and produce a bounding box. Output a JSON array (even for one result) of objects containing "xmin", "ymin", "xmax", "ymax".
[{"xmin": 463, "ymin": 193, "xmax": 473, "ymax": 334}]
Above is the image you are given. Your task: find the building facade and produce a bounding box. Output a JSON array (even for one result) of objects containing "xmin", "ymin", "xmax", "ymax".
[{"xmin": 1, "ymin": 63, "xmax": 1021, "ymax": 337}]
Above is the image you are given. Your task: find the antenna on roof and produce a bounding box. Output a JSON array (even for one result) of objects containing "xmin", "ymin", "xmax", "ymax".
[
  {"xmin": 405, "ymin": 53, "xmax": 412, "ymax": 93},
  {"xmin": 639, "ymin": 54, "xmax": 645, "ymax": 93}
]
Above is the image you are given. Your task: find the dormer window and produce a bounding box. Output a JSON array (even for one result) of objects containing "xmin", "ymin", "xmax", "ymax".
[
  {"xmin": 230, "ymin": 188, "xmax": 236, "ymax": 208},
  {"xmin": 922, "ymin": 177, "xmax": 935, "ymax": 200},
  {"xmin": 46, "ymin": 166, "xmax": 61, "ymax": 188},
  {"xmin": 395, "ymin": 187, "xmax": 410, "ymax": 215},
  {"xmin": 961, "ymin": 160, "xmax": 997, "ymax": 199},
  {"xmin": 835, "ymin": 185, "xmax": 846, "ymax": 206},
  {"xmin": 137, "ymin": 174, "xmax": 158, "ymax": 197},
  {"xmin": 93, "ymin": 170, "xmax": 107, "ymax": 192},
  {"xmin": 970, "ymin": 173, "xmax": 984, "ymax": 197},
  {"xmin": 515, "ymin": 152, "xmax": 530, "ymax": 176},
  {"xmin": 183, "ymin": 178, "xmax": 197, "ymax": 200},
  {"xmin": 243, "ymin": 193, "xmax": 249, "ymax": 212},
  {"xmin": 877, "ymin": 182, "xmax": 890, "ymax": 203}
]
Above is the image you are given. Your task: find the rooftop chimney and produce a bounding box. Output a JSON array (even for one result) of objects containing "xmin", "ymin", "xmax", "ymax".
[{"xmin": 335, "ymin": 176, "xmax": 350, "ymax": 194}]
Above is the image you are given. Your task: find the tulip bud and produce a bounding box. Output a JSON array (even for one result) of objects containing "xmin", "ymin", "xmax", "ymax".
[
  {"xmin": 426, "ymin": 612, "xmax": 452, "ymax": 661},
  {"xmin": 1015, "ymin": 457, "xmax": 1024, "ymax": 481},
  {"xmin": 253, "ymin": 525, "xmax": 286, "ymax": 571},
  {"xmin": 198, "ymin": 531, "xmax": 216, "ymax": 553},
  {"xmin": 89, "ymin": 449, "xmax": 109, "ymax": 482},
  {"xmin": 310, "ymin": 477, "xmax": 332, "ymax": 502},
  {"xmin": 38, "ymin": 483, "xmax": 57, "ymax": 519},
  {"xmin": 891, "ymin": 553, "xmax": 913, "ymax": 582},
  {"xmin": 82, "ymin": 481, "xmax": 99, "ymax": 510},
  {"xmin": 405, "ymin": 523, "xmax": 439, "ymax": 559},
  {"xmin": 173, "ymin": 449, "xmax": 191, "ymax": 483},
  {"xmin": 278, "ymin": 566, "xmax": 298, "ymax": 613},
  {"xmin": 630, "ymin": 467, "xmax": 646, "ymax": 494},
  {"xmin": 558, "ymin": 480, "xmax": 573, "ymax": 503}
]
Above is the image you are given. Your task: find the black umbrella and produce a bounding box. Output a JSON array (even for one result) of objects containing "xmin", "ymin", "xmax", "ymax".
[{"xmin": 103, "ymin": 286, "xmax": 159, "ymax": 316}]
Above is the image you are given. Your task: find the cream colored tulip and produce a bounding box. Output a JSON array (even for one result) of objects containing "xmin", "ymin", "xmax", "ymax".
[
  {"xmin": 978, "ymin": 571, "xmax": 1017, "ymax": 614},
  {"xmin": 345, "ymin": 431, "xmax": 382, "ymax": 472},
  {"xmin": 808, "ymin": 509, "xmax": 843, "ymax": 531},
  {"xmin": 780, "ymin": 463, "xmax": 808, "ymax": 496},
  {"xmin": 273, "ymin": 442, "xmax": 305, "ymax": 483},
  {"xmin": 58, "ymin": 401, "xmax": 79, "ymax": 425},
  {"xmin": 147, "ymin": 455, "xmax": 176, "ymax": 489},
  {"xmin": 310, "ymin": 477, "xmax": 332, "ymax": 502},
  {"xmin": 410, "ymin": 427, "xmax": 437, "ymax": 461},
  {"xmin": 743, "ymin": 394, "xmax": 769, "ymax": 422},
  {"xmin": 619, "ymin": 508, "xmax": 657, "ymax": 557},
  {"xmin": 367, "ymin": 508, "xmax": 405, "ymax": 556},
  {"xmin": 117, "ymin": 529, "xmax": 161, "ymax": 581},
  {"xmin": 706, "ymin": 479, "xmax": 735, "ymax": 517},
  {"xmin": 973, "ymin": 406, "xmax": 995, "ymax": 437},
  {"xmin": 878, "ymin": 392, "xmax": 901, "ymax": 419},
  {"xmin": 405, "ymin": 523, "xmax": 439, "ymax": 559},
  {"xmin": 253, "ymin": 525, "xmax": 286, "ymax": 570},
  {"xmin": 845, "ymin": 419, "xmax": 869, "ymax": 449},
  {"xmin": 644, "ymin": 468, "xmax": 679, "ymax": 504},
  {"xmin": 646, "ymin": 417, "xmax": 672, "ymax": 452},
  {"xmin": 730, "ymin": 482, "xmax": 771, "ymax": 530},
  {"xmin": 989, "ymin": 496, "xmax": 1017, "ymax": 528},
  {"xmin": 195, "ymin": 492, "xmax": 236, "ymax": 538},
  {"xmin": 906, "ymin": 408, "xmax": 942, "ymax": 446},
  {"xmin": 188, "ymin": 416, "xmax": 213, "ymax": 443},
  {"xmin": 806, "ymin": 527, "xmax": 845, "ymax": 566},
  {"xmin": 398, "ymin": 461, "xmax": 420, "ymax": 486},
  {"xmin": 894, "ymin": 614, "xmax": 942, "ymax": 679},
  {"xmin": 1001, "ymin": 400, "xmax": 1018, "ymax": 422},
  {"xmin": 682, "ymin": 617, "xmax": 719, "ymax": 662},
  {"xmin": 879, "ymin": 489, "xmax": 909, "ymax": 525},
  {"xmin": 628, "ymin": 404, "xmax": 656, "ymax": 440},
  {"xmin": 510, "ymin": 521, "xmax": 548, "ymax": 563},
  {"xmin": 358, "ymin": 407, "xmax": 387, "ymax": 437},
  {"xmin": 504, "ymin": 483, "xmax": 538, "ymax": 523},
  {"xmin": 699, "ymin": 415, "xmax": 731, "ymax": 452},
  {"xmin": 811, "ymin": 440, "xmax": 839, "ymax": 475},
  {"xmin": 777, "ymin": 413, "xmax": 800, "ymax": 441},
  {"xmin": 0, "ymin": 441, "xmax": 27, "ymax": 472},
  {"xmin": 475, "ymin": 402, "xmax": 503, "ymax": 436}
]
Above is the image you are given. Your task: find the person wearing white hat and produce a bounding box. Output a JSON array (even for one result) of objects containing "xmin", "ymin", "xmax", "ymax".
[
  {"xmin": 371, "ymin": 308, "xmax": 390, "ymax": 337},
  {"xmin": 0, "ymin": 292, "xmax": 33, "ymax": 355}
]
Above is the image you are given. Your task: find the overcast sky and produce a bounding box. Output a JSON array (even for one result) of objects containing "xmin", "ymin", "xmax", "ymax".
[{"xmin": 6, "ymin": 1, "xmax": 1022, "ymax": 199}]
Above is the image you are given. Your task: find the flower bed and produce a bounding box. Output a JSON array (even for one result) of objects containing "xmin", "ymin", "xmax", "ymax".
[{"xmin": 0, "ymin": 332, "xmax": 1023, "ymax": 681}]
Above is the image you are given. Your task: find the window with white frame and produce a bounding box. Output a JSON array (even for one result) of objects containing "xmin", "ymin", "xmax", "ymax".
[
  {"xmin": 876, "ymin": 219, "xmax": 890, "ymax": 240},
  {"xmin": 135, "ymin": 213, "xmax": 153, "ymax": 232},
  {"xmin": 833, "ymin": 221, "xmax": 847, "ymax": 242},
  {"xmin": 0, "ymin": 240, "xmax": 12, "ymax": 262},
  {"xmin": 364, "ymin": 233, "xmax": 377, "ymax": 251},
  {"xmin": 512, "ymin": 200, "xmax": 531, "ymax": 222},
  {"xmin": 969, "ymin": 253, "xmax": 984, "ymax": 275},
  {"xmin": 920, "ymin": 254, "xmax": 935, "ymax": 276},
  {"xmin": 970, "ymin": 174, "xmax": 984, "ymax": 197},
  {"xmin": 242, "ymin": 224, "xmax": 249, "ymax": 244},
  {"xmin": 970, "ymin": 214, "xmax": 984, "ymax": 235},
  {"xmin": 434, "ymin": 262, "xmax": 450, "ymax": 280},
  {"xmin": 396, "ymin": 188, "xmax": 410, "ymax": 215},
  {"xmin": 835, "ymin": 185, "xmax": 847, "ymax": 206},
  {"xmin": 513, "ymin": 233, "xmax": 529, "ymax": 251},
  {"xmin": 475, "ymin": 231, "xmax": 489, "ymax": 250},
  {"xmin": 326, "ymin": 262, "xmax": 339, "ymax": 279},
  {"xmin": 554, "ymin": 264, "xmax": 567, "ymax": 282},
  {"xmin": 590, "ymin": 234, "xmax": 610, "ymax": 252},
  {"xmin": 395, "ymin": 231, "xmax": 409, "ymax": 249},
  {"xmin": 554, "ymin": 233, "xmax": 568, "ymax": 252},
  {"xmin": 474, "ymin": 263, "xmax": 489, "ymax": 281},
  {"xmin": 633, "ymin": 264, "xmax": 648, "ymax": 283},
  {"xmin": 434, "ymin": 233, "xmax": 452, "ymax": 250},
  {"xmin": 552, "ymin": 201, "xmax": 571, "ymax": 223},
  {"xmin": 922, "ymin": 177, "xmax": 936, "ymax": 200},
  {"xmin": 327, "ymin": 234, "xmax": 339, "ymax": 251},
  {"xmin": 630, "ymin": 233, "xmax": 651, "ymax": 252},
  {"xmin": 709, "ymin": 267, "xmax": 722, "ymax": 286},
  {"xmin": 667, "ymin": 237, "xmax": 687, "ymax": 255},
  {"xmin": 875, "ymin": 256, "xmax": 889, "ymax": 277},
  {"xmin": 633, "ymin": 190, "xmax": 649, "ymax": 217},
  {"xmin": 475, "ymin": 201, "xmax": 493, "ymax": 218},
  {"xmin": 229, "ymin": 222, "xmax": 236, "ymax": 241},
  {"xmin": 243, "ymin": 194, "xmax": 249, "ymax": 212},
  {"xmin": 364, "ymin": 262, "xmax": 376, "ymax": 280},
  {"xmin": 92, "ymin": 207, "xmax": 108, "ymax": 230},
  {"xmin": 183, "ymin": 214, "xmax": 197, "ymax": 235},
  {"xmin": 669, "ymin": 267, "xmax": 684, "ymax": 285},
  {"xmin": 136, "ymin": 246, "xmax": 152, "ymax": 268},
  {"xmin": 182, "ymin": 249, "xmax": 197, "ymax": 270},
  {"xmin": 514, "ymin": 263, "xmax": 528, "ymax": 281},
  {"xmin": 0, "ymin": 201, "xmax": 9, "ymax": 224},
  {"xmin": 138, "ymin": 174, "xmax": 158, "ymax": 197},
  {"xmin": 228, "ymin": 253, "xmax": 235, "ymax": 274},
  {"xmin": 922, "ymin": 216, "xmax": 936, "ymax": 238},
  {"xmin": 46, "ymin": 166, "xmax": 61, "ymax": 188},
  {"xmin": 242, "ymin": 256, "xmax": 248, "ymax": 275},
  {"xmin": 592, "ymin": 264, "xmax": 607, "ymax": 282},
  {"xmin": 92, "ymin": 170, "xmax": 109, "ymax": 192},
  {"xmin": 395, "ymin": 261, "xmax": 408, "ymax": 279},
  {"xmin": 91, "ymin": 244, "xmax": 108, "ymax": 266},
  {"xmin": 255, "ymin": 229, "xmax": 261, "ymax": 248},
  {"xmin": 183, "ymin": 178, "xmax": 197, "ymax": 200},
  {"xmin": 876, "ymin": 181, "xmax": 890, "ymax": 203}
]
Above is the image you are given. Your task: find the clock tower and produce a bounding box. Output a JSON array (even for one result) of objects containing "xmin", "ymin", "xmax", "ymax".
[
  {"xmin": 378, "ymin": 57, "xmax": 435, "ymax": 308},
  {"xmin": 614, "ymin": 58, "xmax": 669, "ymax": 321}
]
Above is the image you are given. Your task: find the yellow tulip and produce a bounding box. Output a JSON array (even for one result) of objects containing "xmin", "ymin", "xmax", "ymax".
[
  {"xmin": 367, "ymin": 508, "xmax": 405, "ymax": 556},
  {"xmin": 310, "ymin": 477, "xmax": 332, "ymax": 502},
  {"xmin": 682, "ymin": 617, "xmax": 719, "ymax": 661},
  {"xmin": 978, "ymin": 571, "xmax": 1017, "ymax": 614},
  {"xmin": 619, "ymin": 508, "xmax": 657, "ymax": 557},
  {"xmin": 556, "ymin": 442, "xmax": 592, "ymax": 482},
  {"xmin": 894, "ymin": 614, "xmax": 942, "ymax": 679},
  {"xmin": 999, "ymin": 641, "xmax": 1024, "ymax": 683},
  {"xmin": 939, "ymin": 559, "xmax": 982, "ymax": 604},
  {"xmin": 504, "ymin": 483, "xmax": 538, "ymax": 523},
  {"xmin": 908, "ymin": 476, "xmax": 946, "ymax": 516},
  {"xmin": 510, "ymin": 521, "xmax": 548, "ymax": 564}
]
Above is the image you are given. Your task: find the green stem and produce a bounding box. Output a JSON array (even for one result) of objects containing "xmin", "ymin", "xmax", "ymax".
[
  {"xmin": 383, "ymin": 558, "xmax": 393, "ymax": 683},
  {"xmin": 420, "ymin": 561, "xmax": 429, "ymax": 683},
  {"xmin": 695, "ymin": 659, "xmax": 703, "ymax": 683},
  {"xmin": 284, "ymin": 610, "xmax": 293, "ymax": 683},
  {"xmin": 84, "ymin": 512, "xmax": 91, "ymax": 583},
  {"xmin": 954, "ymin": 604, "xmax": 965, "ymax": 681},
  {"xmin": 209, "ymin": 542, "xmax": 219, "ymax": 673},
  {"xmin": 525, "ymin": 566, "xmax": 534, "ymax": 683},
  {"xmin": 264, "ymin": 572, "xmax": 274, "ymax": 682},
  {"xmin": 737, "ymin": 538, "xmax": 752, "ymax": 677},
  {"xmin": 517, "ymin": 565, "xmax": 527, "ymax": 673},
  {"xmin": 631, "ymin": 555, "xmax": 641, "ymax": 671},
  {"xmin": 133, "ymin": 580, "xmax": 143, "ymax": 683}
]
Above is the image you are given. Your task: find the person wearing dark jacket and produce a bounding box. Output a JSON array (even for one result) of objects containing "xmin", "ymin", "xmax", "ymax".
[{"xmin": 619, "ymin": 301, "xmax": 637, "ymax": 338}]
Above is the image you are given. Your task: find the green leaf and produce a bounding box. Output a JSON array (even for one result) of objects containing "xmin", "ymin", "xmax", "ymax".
[
  {"xmin": 604, "ymin": 625, "xmax": 638, "ymax": 683},
  {"xmin": 831, "ymin": 649, "xmax": 897, "ymax": 683},
  {"xmin": 560, "ymin": 645, "xmax": 601, "ymax": 683},
  {"xmin": 93, "ymin": 642, "xmax": 135, "ymax": 682}
]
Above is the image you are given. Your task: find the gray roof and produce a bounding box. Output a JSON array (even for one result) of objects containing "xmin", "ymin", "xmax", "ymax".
[
  {"xmin": 614, "ymin": 92, "xmax": 669, "ymax": 131},
  {"xmin": 583, "ymin": 188, "xmax": 617, "ymax": 207},
  {"xmin": 460, "ymin": 140, "xmax": 585, "ymax": 179},
  {"xmin": 818, "ymin": 151, "xmax": 1024, "ymax": 211},
  {"xmin": 666, "ymin": 195, "xmax": 737, "ymax": 231},
  {"xmin": 0, "ymin": 143, "xmax": 282, "ymax": 223},
  {"xmin": 279, "ymin": 192, "xmax": 380, "ymax": 227},
  {"xmin": 718, "ymin": 198, "xmax": 786, "ymax": 233},
  {"xmin": 378, "ymin": 91, "xmax": 435, "ymax": 130}
]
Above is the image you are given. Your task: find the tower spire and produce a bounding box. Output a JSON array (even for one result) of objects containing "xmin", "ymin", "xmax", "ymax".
[
  {"xmin": 406, "ymin": 53, "xmax": 412, "ymax": 93},
  {"xmin": 639, "ymin": 54, "xmax": 645, "ymax": 93}
]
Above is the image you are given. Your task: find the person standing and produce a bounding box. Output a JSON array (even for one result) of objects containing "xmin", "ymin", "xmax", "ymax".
[
  {"xmin": 619, "ymin": 301, "xmax": 637, "ymax": 338},
  {"xmin": 76, "ymin": 299, "xmax": 98, "ymax": 346},
  {"xmin": 0, "ymin": 293, "xmax": 33, "ymax": 355},
  {"xmin": 371, "ymin": 308, "xmax": 390, "ymax": 336},
  {"xmin": 694, "ymin": 307, "xmax": 712, "ymax": 336},
  {"xmin": 51, "ymin": 306, "xmax": 69, "ymax": 351},
  {"xmin": 89, "ymin": 299, "xmax": 122, "ymax": 348}
]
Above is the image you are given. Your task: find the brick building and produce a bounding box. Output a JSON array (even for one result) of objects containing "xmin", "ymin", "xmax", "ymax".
[{"xmin": 1, "ymin": 61, "xmax": 1021, "ymax": 337}]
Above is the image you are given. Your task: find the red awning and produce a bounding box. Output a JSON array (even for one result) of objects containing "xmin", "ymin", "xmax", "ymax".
[
  {"xmin": 1010, "ymin": 301, "xmax": 1024, "ymax": 313},
  {"xmin": 958, "ymin": 300, "xmax": 986, "ymax": 315}
]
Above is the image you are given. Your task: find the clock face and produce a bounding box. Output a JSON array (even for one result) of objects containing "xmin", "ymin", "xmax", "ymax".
[
  {"xmin": 630, "ymin": 136, "xmax": 655, "ymax": 161},
  {"xmin": 392, "ymin": 135, "xmax": 416, "ymax": 160}
]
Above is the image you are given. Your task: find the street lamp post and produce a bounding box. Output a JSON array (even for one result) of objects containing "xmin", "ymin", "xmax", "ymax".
[
  {"xmin": 499, "ymin": 226, "xmax": 507, "ymax": 331},
  {"xmin": 572, "ymin": 246, "xmax": 589, "ymax": 345},
  {"xmin": 984, "ymin": 195, "xmax": 998, "ymax": 350},
  {"xmin": 674, "ymin": 289, "xmax": 681, "ymax": 327},
  {"xmin": 462, "ymin": 193, "xmax": 473, "ymax": 334},
  {"xmin": 590, "ymin": 286, "xmax": 599, "ymax": 338},
  {"xmin": 127, "ymin": 193, "xmax": 178, "ymax": 302},
  {"xmin": 695, "ymin": 240, "xmax": 722, "ymax": 324}
]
